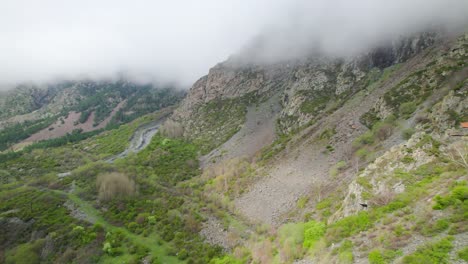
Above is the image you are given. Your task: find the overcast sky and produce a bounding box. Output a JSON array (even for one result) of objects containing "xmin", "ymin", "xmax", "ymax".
[{"xmin": 1, "ymin": 0, "xmax": 467, "ymax": 88}]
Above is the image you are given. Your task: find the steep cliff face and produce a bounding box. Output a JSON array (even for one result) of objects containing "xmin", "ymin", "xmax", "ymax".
[{"xmin": 172, "ymin": 32, "xmax": 442, "ymax": 145}]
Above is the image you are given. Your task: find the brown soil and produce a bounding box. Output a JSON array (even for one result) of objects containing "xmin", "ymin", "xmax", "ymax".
[{"xmin": 23, "ymin": 100, "xmax": 126, "ymax": 143}]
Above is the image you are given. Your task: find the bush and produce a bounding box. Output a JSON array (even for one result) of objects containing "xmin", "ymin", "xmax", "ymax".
[
  {"xmin": 402, "ymin": 128, "xmax": 415, "ymax": 140},
  {"xmin": 5, "ymin": 239, "xmax": 45, "ymax": 264},
  {"xmin": 278, "ymin": 223, "xmax": 306, "ymax": 246},
  {"xmin": 368, "ymin": 250, "xmax": 385, "ymax": 264},
  {"xmin": 433, "ymin": 184, "xmax": 468, "ymax": 210},
  {"xmin": 458, "ymin": 247, "xmax": 468, "ymax": 261},
  {"xmin": 335, "ymin": 240, "xmax": 353, "ymax": 264},
  {"xmin": 297, "ymin": 196, "xmax": 309, "ymax": 209},
  {"xmin": 96, "ymin": 172, "xmax": 136, "ymax": 201},
  {"xmin": 70, "ymin": 225, "xmax": 97, "ymax": 245},
  {"xmin": 327, "ymin": 212, "xmax": 370, "ymax": 242},
  {"xmin": 399, "ymin": 102, "xmax": 417, "ymax": 118},
  {"xmin": 303, "ymin": 220, "xmax": 326, "ymax": 249},
  {"xmin": 339, "ymin": 251, "xmax": 354, "ymax": 263},
  {"xmin": 420, "ymin": 219, "xmax": 450, "ymax": 236},
  {"xmin": 374, "ymin": 123, "xmax": 394, "ymax": 141},
  {"xmin": 354, "ymin": 131, "xmax": 375, "ymax": 146},
  {"xmin": 210, "ymin": 255, "xmax": 243, "ymax": 264},
  {"xmin": 369, "ymin": 249, "xmax": 402, "ymax": 264},
  {"xmin": 402, "ymin": 237, "xmax": 453, "ymax": 264}
]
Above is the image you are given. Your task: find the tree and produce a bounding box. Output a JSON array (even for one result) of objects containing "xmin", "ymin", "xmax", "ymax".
[{"xmin": 96, "ymin": 172, "xmax": 136, "ymax": 201}]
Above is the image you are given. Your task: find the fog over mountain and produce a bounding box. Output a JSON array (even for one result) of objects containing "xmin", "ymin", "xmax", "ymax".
[{"xmin": 1, "ymin": 0, "xmax": 467, "ymax": 88}]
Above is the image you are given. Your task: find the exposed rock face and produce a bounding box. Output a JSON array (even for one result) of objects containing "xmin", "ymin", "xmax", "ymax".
[
  {"xmin": 173, "ymin": 32, "xmax": 443, "ymax": 138},
  {"xmin": 368, "ymin": 31, "xmax": 439, "ymax": 69},
  {"xmin": 336, "ymin": 132, "xmax": 437, "ymax": 219}
]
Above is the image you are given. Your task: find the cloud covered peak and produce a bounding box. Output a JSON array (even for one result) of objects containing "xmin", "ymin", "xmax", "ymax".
[{"xmin": 0, "ymin": 0, "xmax": 467, "ymax": 88}]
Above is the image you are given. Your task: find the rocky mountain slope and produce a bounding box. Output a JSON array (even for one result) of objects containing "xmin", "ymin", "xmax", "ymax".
[
  {"xmin": 0, "ymin": 30, "xmax": 467, "ymax": 264},
  {"xmin": 165, "ymin": 30, "xmax": 468, "ymax": 263}
]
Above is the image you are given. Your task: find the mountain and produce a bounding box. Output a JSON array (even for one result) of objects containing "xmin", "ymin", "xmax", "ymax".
[
  {"xmin": 0, "ymin": 31, "xmax": 467, "ymax": 264},
  {"xmin": 0, "ymin": 80, "xmax": 185, "ymax": 151}
]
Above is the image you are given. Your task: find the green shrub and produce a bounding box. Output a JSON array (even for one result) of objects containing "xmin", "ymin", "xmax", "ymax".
[
  {"xmin": 369, "ymin": 249, "xmax": 402, "ymax": 264},
  {"xmin": 402, "ymin": 128, "xmax": 415, "ymax": 140},
  {"xmin": 5, "ymin": 239, "xmax": 45, "ymax": 264},
  {"xmin": 368, "ymin": 250, "xmax": 385, "ymax": 264},
  {"xmin": 433, "ymin": 184, "xmax": 468, "ymax": 210},
  {"xmin": 458, "ymin": 247, "xmax": 468, "ymax": 261},
  {"xmin": 210, "ymin": 255, "xmax": 243, "ymax": 264},
  {"xmin": 401, "ymin": 155, "xmax": 415, "ymax": 164},
  {"xmin": 326, "ymin": 212, "xmax": 370, "ymax": 242},
  {"xmin": 402, "ymin": 237, "xmax": 453, "ymax": 264},
  {"xmin": 335, "ymin": 240, "xmax": 353, "ymax": 263},
  {"xmin": 420, "ymin": 219, "xmax": 450, "ymax": 236},
  {"xmin": 373, "ymin": 123, "xmax": 394, "ymax": 141},
  {"xmin": 399, "ymin": 102, "xmax": 418, "ymax": 118},
  {"xmin": 279, "ymin": 222, "xmax": 307, "ymax": 246},
  {"xmin": 354, "ymin": 131, "xmax": 375, "ymax": 146},
  {"xmin": 316, "ymin": 198, "xmax": 332, "ymax": 210},
  {"xmin": 339, "ymin": 251, "xmax": 354, "ymax": 264},
  {"xmin": 303, "ymin": 220, "xmax": 326, "ymax": 249},
  {"xmin": 70, "ymin": 225, "xmax": 97, "ymax": 246},
  {"xmin": 297, "ymin": 196, "xmax": 309, "ymax": 209},
  {"xmin": 357, "ymin": 177, "xmax": 373, "ymax": 190}
]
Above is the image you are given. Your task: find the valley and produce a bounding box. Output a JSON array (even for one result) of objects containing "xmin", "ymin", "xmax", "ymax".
[{"xmin": 0, "ymin": 30, "xmax": 467, "ymax": 264}]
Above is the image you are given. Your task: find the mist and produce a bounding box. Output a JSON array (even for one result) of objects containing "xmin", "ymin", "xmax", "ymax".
[{"xmin": 1, "ymin": 0, "xmax": 467, "ymax": 88}]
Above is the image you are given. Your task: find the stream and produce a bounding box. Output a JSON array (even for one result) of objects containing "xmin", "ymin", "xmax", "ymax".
[{"xmin": 105, "ymin": 120, "xmax": 162, "ymax": 163}]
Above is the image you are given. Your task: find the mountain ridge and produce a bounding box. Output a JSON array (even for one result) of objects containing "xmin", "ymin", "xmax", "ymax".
[{"xmin": 0, "ymin": 30, "xmax": 467, "ymax": 263}]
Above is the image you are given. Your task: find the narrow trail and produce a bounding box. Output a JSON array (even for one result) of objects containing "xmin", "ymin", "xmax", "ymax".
[
  {"xmin": 105, "ymin": 120, "xmax": 162, "ymax": 163},
  {"xmin": 52, "ymin": 188, "xmax": 181, "ymax": 263}
]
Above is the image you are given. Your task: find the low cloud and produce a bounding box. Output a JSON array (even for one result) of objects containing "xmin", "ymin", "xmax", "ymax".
[{"xmin": 0, "ymin": 0, "xmax": 467, "ymax": 88}]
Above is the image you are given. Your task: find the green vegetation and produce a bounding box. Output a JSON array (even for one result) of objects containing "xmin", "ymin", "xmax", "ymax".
[
  {"xmin": 300, "ymin": 94, "xmax": 331, "ymax": 115},
  {"xmin": 333, "ymin": 240, "xmax": 353, "ymax": 264},
  {"xmin": 297, "ymin": 196, "xmax": 309, "ymax": 209},
  {"xmin": 352, "ymin": 116, "xmax": 397, "ymax": 162},
  {"xmin": 433, "ymin": 182, "xmax": 468, "ymax": 210},
  {"xmin": 399, "ymin": 102, "xmax": 418, "ymax": 119},
  {"xmin": 0, "ymin": 116, "xmax": 57, "ymax": 151},
  {"xmin": 190, "ymin": 96, "xmax": 248, "ymax": 154},
  {"xmin": 368, "ymin": 249, "xmax": 402, "ymax": 264},
  {"xmin": 0, "ymin": 81, "xmax": 183, "ymax": 152},
  {"xmin": 326, "ymin": 211, "xmax": 370, "ymax": 242},
  {"xmin": 303, "ymin": 220, "xmax": 326, "ymax": 249},
  {"xmin": 457, "ymin": 247, "xmax": 468, "ymax": 261},
  {"xmin": 420, "ymin": 219, "xmax": 450, "ymax": 237},
  {"xmin": 260, "ymin": 133, "xmax": 291, "ymax": 161},
  {"xmin": 402, "ymin": 237, "xmax": 453, "ymax": 264},
  {"xmin": 5, "ymin": 239, "xmax": 45, "ymax": 264},
  {"xmin": 0, "ymin": 111, "xmax": 224, "ymax": 263},
  {"xmin": 402, "ymin": 128, "xmax": 415, "ymax": 140}
]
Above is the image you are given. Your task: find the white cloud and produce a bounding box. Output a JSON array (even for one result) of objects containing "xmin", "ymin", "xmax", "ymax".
[{"xmin": 0, "ymin": 0, "xmax": 467, "ymax": 88}]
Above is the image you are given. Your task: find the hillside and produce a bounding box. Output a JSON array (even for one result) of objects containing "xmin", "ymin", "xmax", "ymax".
[
  {"xmin": 0, "ymin": 80, "xmax": 184, "ymax": 151},
  {"xmin": 0, "ymin": 30, "xmax": 467, "ymax": 264}
]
